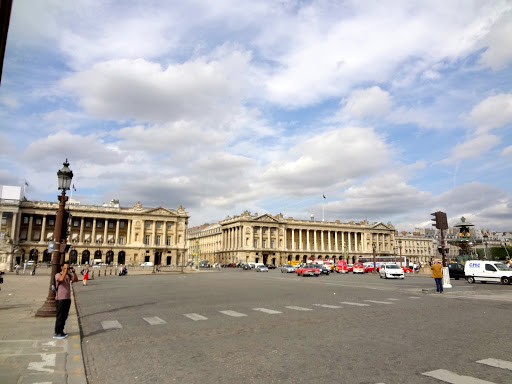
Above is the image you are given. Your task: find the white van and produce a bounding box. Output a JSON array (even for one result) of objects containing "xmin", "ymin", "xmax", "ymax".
[
  {"xmin": 464, "ymin": 260, "xmax": 512, "ymax": 285},
  {"xmin": 247, "ymin": 262, "xmax": 256, "ymax": 269},
  {"xmin": 140, "ymin": 262, "xmax": 154, "ymax": 267},
  {"xmin": 254, "ymin": 263, "xmax": 265, "ymax": 270}
]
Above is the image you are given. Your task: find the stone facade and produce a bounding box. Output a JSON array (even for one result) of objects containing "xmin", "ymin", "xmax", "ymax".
[
  {"xmin": 394, "ymin": 235, "xmax": 435, "ymax": 264},
  {"xmin": 188, "ymin": 211, "xmax": 398, "ymax": 266},
  {"xmin": 0, "ymin": 194, "xmax": 189, "ymax": 271}
]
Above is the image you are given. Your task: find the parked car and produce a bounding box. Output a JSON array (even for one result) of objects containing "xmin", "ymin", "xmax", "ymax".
[
  {"xmin": 347, "ymin": 264, "xmax": 354, "ymax": 272},
  {"xmin": 281, "ymin": 264, "xmax": 296, "ymax": 273},
  {"xmin": 448, "ymin": 263, "xmax": 465, "ymax": 280},
  {"xmin": 255, "ymin": 265, "xmax": 269, "ymax": 272},
  {"xmin": 379, "ymin": 264, "xmax": 405, "ymax": 279},
  {"xmin": 243, "ymin": 264, "xmax": 251, "ymax": 270},
  {"xmin": 353, "ymin": 262, "xmax": 364, "ymax": 274},
  {"xmin": 363, "ymin": 263, "xmax": 375, "ymax": 273},
  {"xmin": 296, "ymin": 265, "xmax": 320, "ymax": 277},
  {"xmin": 266, "ymin": 264, "xmax": 277, "ymax": 269},
  {"xmin": 312, "ymin": 264, "xmax": 330, "ymax": 275},
  {"xmin": 464, "ymin": 260, "xmax": 512, "ymax": 284},
  {"xmin": 335, "ymin": 260, "xmax": 348, "ymax": 273},
  {"xmin": 402, "ymin": 266, "xmax": 413, "ymax": 273}
]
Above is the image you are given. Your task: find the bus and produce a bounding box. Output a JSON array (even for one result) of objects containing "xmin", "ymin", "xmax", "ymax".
[{"xmin": 357, "ymin": 256, "xmax": 408, "ymax": 268}]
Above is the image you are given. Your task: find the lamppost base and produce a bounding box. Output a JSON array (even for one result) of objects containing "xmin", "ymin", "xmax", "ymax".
[{"xmin": 35, "ymin": 298, "xmax": 56, "ymax": 318}]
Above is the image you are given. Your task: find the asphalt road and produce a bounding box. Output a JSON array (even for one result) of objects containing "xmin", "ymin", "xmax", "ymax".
[{"xmin": 74, "ymin": 269, "xmax": 512, "ymax": 384}]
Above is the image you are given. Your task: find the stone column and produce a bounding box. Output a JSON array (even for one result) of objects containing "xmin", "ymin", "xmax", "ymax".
[
  {"xmin": 334, "ymin": 231, "xmax": 338, "ymax": 252},
  {"xmin": 27, "ymin": 215, "xmax": 33, "ymax": 242},
  {"xmin": 79, "ymin": 218, "xmax": 85, "ymax": 243},
  {"xmin": 152, "ymin": 220, "xmax": 156, "ymax": 246},
  {"xmin": 321, "ymin": 230, "xmax": 325, "ymax": 251},
  {"xmin": 40, "ymin": 215, "xmax": 47, "ymax": 244},
  {"xmin": 92, "ymin": 218, "xmax": 96, "ymax": 243},
  {"xmin": 259, "ymin": 227, "xmax": 262, "ymax": 249},
  {"xmin": 291, "ymin": 228, "xmax": 295, "ymax": 250},
  {"xmin": 306, "ymin": 229, "xmax": 310, "ymax": 251},
  {"xmin": 103, "ymin": 219, "xmax": 108, "ymax": 244},
  {"xmin": 314, "ymin": 230, "xmax": 317, "ymax": 251},
  {"xmin": 348, "ymin": 232, "xmax": 352, "ymax": 252},
  {"xmin": 115, "ymin": 219, "xmax": 120, "ymax": 245},
  {"xmin": 299, "ymin": 229, "xmax": 303, "ymax": 250},
  {"xmin": 127, "ymin": 219, "xmax": 132, "ymax": 244},
  {"xmin": 11, "ymin": 211, "xmax": 17, "ymax": 242}
]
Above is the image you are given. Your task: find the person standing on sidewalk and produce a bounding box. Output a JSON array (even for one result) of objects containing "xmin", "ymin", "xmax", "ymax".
[
  {"xmin": 23, "ymin": 261, "xmax": 27, "ymax": 274},
  {"xmin": 15, "ymin": 264, "xmax": 20, "ymax": 275},
  {"xmin": 431, "ymin": 259, "xmax": 443, "ymax": 294},
  {"xmin": 54, "ymin": 261, "xmax": 78, "ymax": 339},
  {"xmin": 82, "ymin": 264, "xmax": 89, "ymax": 286}
]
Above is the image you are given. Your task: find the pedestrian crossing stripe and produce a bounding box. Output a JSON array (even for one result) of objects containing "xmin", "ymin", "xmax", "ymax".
[
  {"xmin": 183, "ymin": 313, "xmax": 208, "ymax": 321},
  {"xmin": 387, "ymin": 298, "xmax": 400, "ymax": 301},
  {"xmin": 143, "ymin": 317, "xmax": 167, "ymax": 325},
  {"xmin": 422, "ymin": 369, "xmax": 496, "ymax": 384},
  {"xmin": 363, "ymin": 300, "xmax": 394, "ymax": 305},
  {"xmin": 339, "ymin": 302, "xmax": 369, "ymax": 306},
  {"xmin": 101, "ymin": 320, "xmax": 122, "ymax": 330},
  {"xmin": 477, "ymin": 358, "xmax": 512, "ymax": 371},
  {"xmin": 285, "ymin": 306, "xmax": 313, "ymax": 311},
  {"xmin": 253, "ymin": 308, "xmax": 282, "ymax": 314},
  {"xmin": 219, "ymin": 310, "xmax": 247, "ymax": 317},
  {"xmin": 313, "ymin": 304, "xmax": 343, "ymax": 308}
]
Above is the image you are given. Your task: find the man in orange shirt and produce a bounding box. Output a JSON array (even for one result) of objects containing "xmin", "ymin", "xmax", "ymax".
[{"xmin": 431, "ymin": 259, "xmax": 443, "ymax": 293}]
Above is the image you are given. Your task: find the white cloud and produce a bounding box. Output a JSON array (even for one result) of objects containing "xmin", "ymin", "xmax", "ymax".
[
  {"xmin": 468, "ymin": 93, "xmax": 512, "ymax": 133},
  {"xmin": 479, "ymin": 12, "xmax": 512, "ymax": 70},
  {"xmin": 502, "ymin": 145, "xmax": 512, "ymax": 156},
  {"xmin": 441, "ymin": 134, "xmax": 500, "ymax": 163},
  {"xmin": 60, "ymin": 50, "xmax": 252, "ymax": 124},
  {"xmin": 0, "ymin": 95, "xmax": 19, "ymax": 108},
  {"xmin": 340, "ymin": 87, "xmax": 391, "ymax": 119}
]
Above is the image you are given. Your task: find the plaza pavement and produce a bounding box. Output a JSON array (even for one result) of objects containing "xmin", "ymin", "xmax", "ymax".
[{"xmin": 0, "ymin": 265, "xmax": 204, "ymax": 384}]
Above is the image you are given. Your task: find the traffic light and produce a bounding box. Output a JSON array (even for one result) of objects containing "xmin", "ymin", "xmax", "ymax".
[{"xmin": 431, "ymin": 211, "xmax": 448, "ymax": 230}]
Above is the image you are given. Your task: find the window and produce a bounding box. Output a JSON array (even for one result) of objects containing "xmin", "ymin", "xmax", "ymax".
[
  {"xmin": 166, "ymin": 236, "xmax": 171, "ymax": 246},
  {"xmin": 120, "ymin": 221, "xmax": 125, "ymax": 229},
  {"xmin": 48, "ymin": 219, "xmax": 55, "ymax": 226},
  {"xmin": 262, "ymin": 227, "xmax": 267, "ymax": 234},
  {"xmin": 85, "ymin": 221, "xmax": 91, "ymax": 228},
  {"xmin": 35, "ymin": 218, "xmax": 42, "ymax": 225},
  {"xmin": 156, "ymin": 235, "xmax": 161, "ymax": 245},
  {"xmin": 33, "ymin": 231, "xmax": 40, "ymax": 241},
  {"xmin": 485, "ymin": 264, "xmax": 496, "ymax": 272},
  {"xmin": 254, "ymin": 239, "xmax": 258, "ymax": 248},
  {"xmin": 167, "ymin": 223, "xmax": 172, "ymax": 229},
  {"xmin": 270, "ymin": 228, "xmax": 275, "ymax": 235},
  {"xmin": 97, "ymin": 221, "xmax": 103, "ymax": 228},
  {"xmin": 145, "ymin": 235, "xmax": 150, "ymax": 245},
  {"xmin": 271, "ymin": 240, "xmax": 275, "ymax": 249},
  {"xmin": 157, "ymin": 222, "xmax": 162, "ymax": 229},
  {"xmin": 20, "ymin": 229, "xmax": 27, "ymax": 240},
  {"xmin": 254, "ymin": 227, "xmax": 259, "ymax": 234},
  {"xmin": 108, "ymin": 221, "xmax": 114, "ymax": 229},
  {"xmin": 23, "ymin": 216, "xmax": 29, "ymax": 224},
  {"xmin": 119, "ymin": 235, "xmax": 124, "ymax": 245},
  {"xmin": 73, "ymin": 220, "xmax": 79, "ymax": 227},
  {"xmin": 262, "ymin": 240, "xmax": 266, "ymax": 248},
  {"xmin": 146, "ymin": 222, "xmax": 151, "ymax": 229}
]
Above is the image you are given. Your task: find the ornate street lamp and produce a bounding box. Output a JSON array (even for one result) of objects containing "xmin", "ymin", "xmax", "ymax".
[
  {"xmin": 398, "ymin": 239, "xmax": 402, "ymax": 265},
  {"xmin": 483, "ymin": 234, "xmax": 489, "ymax": 260},
  {"xmin": 35, "ymin": 159, "xmax": 73, "ymax": 317},
  {"xmin": 372, "ymin": 242, "xmax": 377, "ymax": 274}
]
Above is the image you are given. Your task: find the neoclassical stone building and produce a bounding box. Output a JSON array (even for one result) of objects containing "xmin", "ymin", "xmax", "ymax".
[
  {"xmin": 0, "ymin": 189, "xmax": 189, "ymax": 270},
  {"xmin": 188, "ymin": 210, "xmax": 397, "ymax": 266},
  {"xmin": 394, "ymin": 235, "xmax": 435, "ymax": 265}
]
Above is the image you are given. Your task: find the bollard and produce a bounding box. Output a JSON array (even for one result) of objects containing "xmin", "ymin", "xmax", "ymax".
[
  {"xmin": 104, "ymin": 269, "xmax": 106, "ymax": 276},
  {"xmin": 110, "ymin": 269, "xmax": 112, "ymax": 275}
]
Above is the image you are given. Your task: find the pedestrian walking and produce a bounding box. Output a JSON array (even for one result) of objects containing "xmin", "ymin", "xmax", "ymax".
[
  {"xmin": 54, "ymin": 261, "xmax": 78, "ymax": 339},
  {"xmin": 82, "ymin": 265, "xmax": 89, "ymax": 286},
  {"xmin": 431, "ymin": 259, "xmax": 443, "ymax": 294},
  {"xmin": 31, "ymin": 262, "xmax": 37, "ymax": 276},
  {"xmin": 23, "ymin": 261, "xmax": 27, "ymax": 274},
  {"xmin": 15, "ymin": 264, "xmax": 20, "ymax": 275}
]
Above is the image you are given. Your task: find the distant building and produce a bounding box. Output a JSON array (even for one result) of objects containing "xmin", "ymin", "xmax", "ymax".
[
  {"xmin": 188, "ymin": 211, "xmax": 397, "ymax": 266},
  {"xmin": 0, "ymin": 186, "xmax": 189, "ymax": 270}
]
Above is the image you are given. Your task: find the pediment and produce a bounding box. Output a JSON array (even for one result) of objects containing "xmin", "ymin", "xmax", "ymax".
[
  {"xmin": 145, "ymin": 207, "xmax": 176, "ymax": 216},
  {"xmin": 371, "ymin": 222, "xmax": 392, "ymax": 231},
  {"xmin": 254, "ymin": 214, "xmax": 279, "ymax": 223}
]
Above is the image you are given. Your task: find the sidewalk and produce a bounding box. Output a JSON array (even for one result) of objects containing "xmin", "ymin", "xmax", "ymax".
[{"xmin": 0, "ymin": 269, "xmax": 87, "ymax": 384}]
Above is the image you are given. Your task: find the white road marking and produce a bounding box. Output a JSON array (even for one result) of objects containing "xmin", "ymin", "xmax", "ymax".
[
  {"xmin": 422, "ymin": 369, "xmax": 496, "ymax": 383},
  {"xmin": 253, "ymin": 308, "xmax": 282, "ymax": 314},
  {"xmin": 184, "ymin": 313, "xmax": 208, "ymax": 321},
  {"xmin": 477, "ymin": 358, "xmax": 512, "ymax": 371},
  {"xmin": 27, "ymin": 353, "xmax": 56, "ymax": 373},
  {"xmin": 313, "ymin": 304, "xmax": 343, "ymax": 308},
  {"xmin": 339, "ymin": 302, "xmax": 369, "ymax": 307},
  {"xmin": 408, "ymin": 296, "xmax": 421, "ymax": 299},
  {"xmin": 387, "ymin": 298, "xmax": 400, "ymax": 301},
  {"xmin": 219, "ymin": 310, "xmax": 248, "ymax": 317},
  {"xmin": 143, "ymin": 316, "xmax": 167, "ymax": 325},
  {"xmin": 364, "ymin": 300, "xmax": 394, "ymax": 305},
  {"xmin": 101, "ymin": 320, "xmax": 122, "ymax": 330},
  {"xmin": 285, "ymin": 306, "xmax": 313, "ymax": 311}
]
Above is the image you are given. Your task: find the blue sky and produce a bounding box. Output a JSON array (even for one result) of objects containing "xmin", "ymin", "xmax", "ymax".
[{"xmin": 1, "ymin": 0, "xmax": 511, "ymax": 231}]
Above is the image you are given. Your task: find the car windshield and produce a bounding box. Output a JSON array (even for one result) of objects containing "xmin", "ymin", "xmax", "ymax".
[
  {"xmin": 494, "ymin": 263, "xmax": 510, "ymax": 271},
  {"xmin": 387, "ymin": 265, "xmax": 400, "ymax": 269}
]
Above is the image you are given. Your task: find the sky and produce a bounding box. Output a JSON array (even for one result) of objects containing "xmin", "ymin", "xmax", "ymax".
[{"xmin": 1, "ymin": 0, "xmax": 511, "ymax": 232}]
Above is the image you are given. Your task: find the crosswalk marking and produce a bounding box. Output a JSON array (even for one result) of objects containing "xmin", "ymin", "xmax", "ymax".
[
  {"xmin": 219, "ymin": 310, "xmax": 248, "ymax": 317},
  {"xmin": 143, "ymin": 316, "xmax": 167, "ymax": 325},
  {"xmin": 339, "ymin": 302, "xmax": 369, "ymax": 307},
  {"xmin": 477, "ymin": 358, "xmax": 512, "ymax": 371},
  {"xmin": 285, "ymin": 306, "xmax": 313, "ymax": 311},
  {"xmin": 184, "ymin": 313, "xmax": 208, "ymax": 321},
  {"xmin": 253, "ymin": 308, "xmax": 282, "ymax": 314},
  {"xmin": 313, "ymin": 304, "xmax": 343, "ymax": 308},
  {"xmin": 408, "ymin": 296, "xmax": 421, "ymax": 299},
  {"xmin": 101, "ymin": 320, "xmax": 122, "ymax": 330},
  {"xmin": 422, "ymin": 369, "xmax": 496, "ymax": 383},
  {"xmin": 387, "ymin": 298, "xmax": 400, "ymax": 301},
  {"xmin": 364, "ymin": 300, "xmax": 394, "ymax": 305}
]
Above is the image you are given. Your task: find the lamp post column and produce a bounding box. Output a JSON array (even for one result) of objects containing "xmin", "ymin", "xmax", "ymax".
[
  {"xmin": 35, "ymin": 190, "xmax": 67, "ymax": 317},
  {"xmin": 372, "ymin": 242, "xmax": 377, "ymax": 274}
]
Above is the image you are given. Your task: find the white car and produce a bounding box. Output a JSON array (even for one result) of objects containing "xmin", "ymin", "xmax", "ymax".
[
  {"xmin": 281, "ymin": 264, "xmax": 296, "ymax": 273},
  {"xmin": 379, "ymin": 264, "xmax": 405, "ymax": 279},
  {"xmin": 140, "ymin": 262, "xmax": 154, "ymax": 267},
  {"xmin": 255, "ymin": 265, "xmax": 269, "ymax": 272}
]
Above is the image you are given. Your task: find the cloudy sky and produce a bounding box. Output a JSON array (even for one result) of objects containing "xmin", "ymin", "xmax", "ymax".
[{"xmin": 1, "ymin": 0, "xmax": 511, "ymax": 231}]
